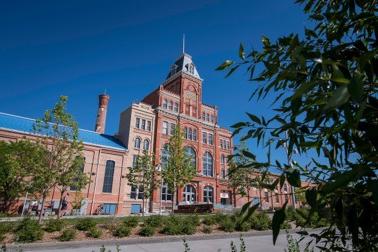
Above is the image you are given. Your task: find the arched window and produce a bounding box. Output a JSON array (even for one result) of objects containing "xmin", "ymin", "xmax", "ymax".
[
  {"xmin": 193, "ymin": 129, "xmax": 197, "ymax": 141},
  {"xmin": 203, "ymin": 186, "xmax": 214, "ymax": 203},
  {"xmin": 134, "ymin": 137, "xmax": 141, "ymax": 149},
  {"xmin": 161, "ymin": 144, "xmax": 170, "ymax": 169},
  {"xmin": 184, "ymin": 146, "xmax": 196, "ymax": 170},
  {"xmin": 143, "ymin": 139, "xmax": 150, "ymax": 151},
  {"xmin": 102, "ymin": 160, "xmax": 115, "ymax": 193},
  {"xmin": 183, "ymin": 185, "xmax": 196, "ymax": 203},
  {"xmin": 202, "ymin": 152, "xmax": 213, "ymax": 177}
]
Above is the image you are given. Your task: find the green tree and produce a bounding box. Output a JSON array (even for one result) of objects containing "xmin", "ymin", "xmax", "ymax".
[
  {"xmin": 218, "ymin": 0, "xmax": 377, "ymax": 250},
  {"xmin": 162, "ymin": 126, "xmax": 196, "ymax": 211},
  {"xmin": 0, "ymin": 140, "xmax": 45, "ymax": 213},
  {"xmin": 127, "ymin": 150, "xmax": 157, "ymax": 216},
  {"xmin": 32, "ymin": 96, "xmax": 86, "ymax": 222}
]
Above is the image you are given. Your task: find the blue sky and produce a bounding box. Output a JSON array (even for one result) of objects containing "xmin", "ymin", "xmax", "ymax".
[{"xmin": 0, "ymin": 0, "xmax": 311, "ymax": 165}]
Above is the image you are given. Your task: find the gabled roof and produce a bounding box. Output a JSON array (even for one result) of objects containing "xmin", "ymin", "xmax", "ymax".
[
  {"xmin": 0, "ymin": 112, "xmax": 127, "ymax": 151},
  {"xmin": 166, "ymin": 53, "xmax": 201, "ymax": 80}
]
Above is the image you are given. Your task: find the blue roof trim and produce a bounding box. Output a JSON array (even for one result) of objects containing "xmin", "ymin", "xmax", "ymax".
[{"xmin": 0, "ymin": 112, "xmax": 127, "ymax": 151}]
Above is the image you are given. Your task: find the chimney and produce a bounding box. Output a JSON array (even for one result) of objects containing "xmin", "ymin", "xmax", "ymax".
[{"xmin": 95, "ymin": 94, "xmax": 110, "ymax": 134}]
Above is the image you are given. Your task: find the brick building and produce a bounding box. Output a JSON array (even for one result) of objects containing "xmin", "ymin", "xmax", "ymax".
[{"xmin": 0, "ymin": 51, "xmax": 297, "ymax": 216}]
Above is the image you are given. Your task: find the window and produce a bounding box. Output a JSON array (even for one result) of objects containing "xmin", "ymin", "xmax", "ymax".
[
  {"xmin": 184, "ymin": 127, "xmax": 188, "ymax": 139},
  {"xmin": 135, "ymin": 118, "xmax": 140, "ymax": 128},
  {"xmin": 203, "ymin": 186, "xmax": 214, "ymax": 203},
  {"xmin": 170, "ymin": 123, "xmax": 176, "ymax": 135},
  {"xmin": 221, "ymin": 155, "xmax": 227, "ymax": 179},
  {"xmin": 206, "ymin": 113, "xmax": 210, "ymax": 121},
  {"xmin": 208, "ymin": 134, "xmax": 214, "ymax": 145},
  {"xmin": 184, "ymin": 146, "xmax": 196, "ymax": 170},
  {"xmin": 192, "ymin": 106, "xmax": 197, "ymax": 117},
  {"xmin": 283, "ymin": 184, "xmax": 288, "ymax": 192},
  {"xmin": 143, "ymin": 139, "xmax": 150, "ymax": 151},
  {"xmin": 183, "ymin": 185, "xmax": 196, "ymax": 203},
  {"xmin": 203, "ymin": 152, "xmax": 213, "ymax": 177},
  {"xmin": 141, "ymin": 119, "xmax": 146, "ymax": 130},
  {"xmin": 202, "ymin": 132, "xmax": 207, "ymax": 144},
  {"xmin": 188, "ymin": 128, "xmax": 192, "ymax": 140},
  {"xmin": 132, "ymin": 155, "xmax": 138, "ymax": 168},
  {"xmin": 162, "ymin": 121, "xmax": 169, "ymax": 135},
  {"xmin": 161, "ymin": 144, "xmax": 170, "ymax": 169},
  {"xmin": 134, "ymin": 137, "xmax": 141, "ymax": 149},
  {"xmin": 130, "ymin": 185, "xmax": 144, "ymax": 199},
  {"xmin": 169, "ymin": 100, "xmax": 173, "ymax": 110},
  {"xmin": 220, "ymin": 139, "xmax": 224, "ymax": 149},
  {"xmin": 147, "ymin": 121, "xmax": 151, "ymax": 131},
  {"xmin": 102, "ymin": 160, "xmax": 115, "ymax": 193},
  {"xmin": 163, "ymin": 99, "xmax": 168, "ymax": 109},
  {"xmin": 275, "ymin": 193, "xmax": 280, "ymax": 203},
  {"xmin": 210, "ymin": 115, "xmax": 214, "ymax": 123},
  {"xmin": 102, "ymin": 203, "xmax": 117, "ymax": 215},
  {"xmin": 202, "ymin": 112, "xmax": 205, "ymax": 120},
  {"xmin": 161, "ymin": 183, "xmax": 172, "ymax": 201},
  {"xmin": 264, "ymin": 191, "xmax": 269, "ymax": 202},
  {"xmin": 174, "ymin": 102, "xmax": 179, "ymax": 112},
  {"xmin": 193, "ymin": 129, "xmax": 197, "ymax": 141}
]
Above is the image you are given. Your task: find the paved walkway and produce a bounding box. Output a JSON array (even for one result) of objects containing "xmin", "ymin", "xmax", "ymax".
[{"xmin": 10, "ymin": 232, "xmax": 317, "ymax": 252}]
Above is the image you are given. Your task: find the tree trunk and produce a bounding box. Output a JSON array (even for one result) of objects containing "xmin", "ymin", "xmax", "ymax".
[
  {"xmin": 233, "ymin": 188, "xmax": 236, "ymax": 207},
  {"xmin": 259, "ymin": 188, "xmax": 262, "ymax": 209},
  {"xmin": 56, "ymin": 190, "xmax": 65, "ymax": 219},
  {"xmin": 38, "ymin": 194, "xmax": 46, "ymax": 223},
  {"xmin": 142, "ymin": 196, "xmax": 145, "ymax": 216}
]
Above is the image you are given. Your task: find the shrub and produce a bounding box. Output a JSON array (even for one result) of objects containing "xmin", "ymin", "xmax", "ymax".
[
  {"xmin": 123, "ymin": 216, "xmax": 139, "ymax": 228},
  {"xmin": 113, "ymin": 224, "xmax": 131, "ymax": 237},
  {"xmin": 139, "ymin": 225, "xmax": 155, "ymax": 237},
  {"xmin": 250, "ymin": 212, "xmax": 271, "ymax": 231},
  {"xmin": 202, "ymin": 225, "xmax": 213, "ymax": 234},
  {"xmin": 15, "ymin": 218, "xmax": 44, "ymax": 243},
  {"xmin": 281, "ymin": 221, "xmax": 291, "ymax": 230},
  {"xmin": 220, "ymin": 217, "xmax": 235, "ymax": 232},
  {"xmin": 213, "ymin": 212, "xmax": 225, "ymax": 223},
  {"xmin": 59, "ymin": 229, "xmax": 76, "ymax": 241},
  {"xmin": 235, "ymin": 219, "xmax": 251, "ymax": 232},
  {"xmin": 181, "ymin": 222, "xmax": 196, "ymax": 235},
  {"xmin": 44, "ymin": 219, "xmax": 65, "ymax": 232},
  {"xmin": 0, "ymin": 223, "xmax": 13, "ymax": 241},
  {"xmin": 202, "ymin": 215, "xmax": 217, "ymax": 226},
  {"xmin": 145, "ymin": 215, "xmax": 164, "ymax": 228},
  {"xmin": 75, "ymin": 218, "xmax": 97, "ymax": 231},
  {"xmin": 189, "ymin": 214, "xmax": 200, "ymax": 226},
  {"xmin": 87, "ymin": 227, "xmax": 102, "ymax": 238},
  {"xmin": 160, "ymin": 222, "xmax": 181, "ymax": 235}
]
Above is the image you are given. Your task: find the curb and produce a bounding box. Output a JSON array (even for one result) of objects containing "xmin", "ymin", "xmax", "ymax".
[{"xmin": 5, "ymin": 229, "xmax": 303, "ymax": 251}]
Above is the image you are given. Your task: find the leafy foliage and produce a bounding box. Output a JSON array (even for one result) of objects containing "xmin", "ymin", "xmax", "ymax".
[
  {"xmin": 112, "ymin": 224, "xmax": 131, "ymax": 237},
  {"xmin": 87, "ymin": 227, "xmax": 102, "ymax": 238},
  {"xmin": 162, "ymin": 126, "xmax": 196, "ymax": 210},
  {"xmin": 59, "ymin": 229, "xmax": 76, "ymax": 241},
  {"xmin": 75, "ymin": 218, "xmax": 97, "ymax": 231},
  {"xmin": 139, "ymin": 225, "xmax": 155, "ymax": 237},
  {"xmin": 123, "ymin": 216, "xmax": 140, "ymax": 228},
  {"xmin": 218, "ymin": 0, "xmax": 378, "ymax": 250},
  {"xmin": 15, "ymin": 218, "xmax": 44, "ymax": 243},
  {"xmin": 44, "ymin": 219, "xmax": 65, "ymax": 232}
]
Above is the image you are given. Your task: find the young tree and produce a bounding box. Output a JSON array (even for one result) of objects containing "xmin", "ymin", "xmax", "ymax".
[
  {"xmin": 162, "ymin": 126, "xmax": 196, "ymax": 211},
  {"xmin": 0, "ymin": 140, "xmax": 45, "ymax": 213},
  {"xmin": 127, "ymin": 150, "xmax": 157, "ymax": 216},
  {"xmin": 218, "ymin": 0, "xmax": 377, "ymax": 250},
  {"xmin": 32, "ymin": 96, "xmax": 86, "ymax": 222}
]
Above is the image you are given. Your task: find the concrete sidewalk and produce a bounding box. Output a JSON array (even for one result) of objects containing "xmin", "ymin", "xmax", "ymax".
[{"xmin": 4, "ymin": 229, "xmax": 318, "ymax": 252}]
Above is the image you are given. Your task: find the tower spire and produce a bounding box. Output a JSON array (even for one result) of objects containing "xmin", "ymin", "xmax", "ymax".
[{"xmin": 182, "ymin": 34, "xmax": 185, "ymax": 54}]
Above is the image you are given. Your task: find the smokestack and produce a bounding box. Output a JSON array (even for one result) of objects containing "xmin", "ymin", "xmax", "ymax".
[{"xmin": 95, "ymin": 94, "xmax": 109, "ymax": 134}]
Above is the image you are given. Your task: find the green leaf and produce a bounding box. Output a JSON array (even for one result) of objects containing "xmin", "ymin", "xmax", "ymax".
[
  {"xmin": 230, "ymin": 122, "xmax": 248, "ymax": 129},
  {"xmin": 262, "ymin": 36, "xmax": 270, "ymax": 47},
  {"xmin": 241, "ymin": 150, "xmax": 256, "ymax": 160},
  {"xmin": 239, "ymin": 43, "xmax": 245, "ymax": 60},
  {"xmin": 216, "ymin": 60, "xmax": 234, "ymax": 70},
  {"xmin": 286, "ymin": 169, "xmax": 301, "ymax": 187},
  {"xmin": 241, "ymin": 203, "xmax": 259, "ymax": 223},
  {"xmin": 324, "ymin": 86, "xmax": 350, "ymax": 110},
  {"xmin": 272, "ymin": 202, "xmax": 287, "ymax": 245},
  {"xmin": 246, "ymin": 112, "xmax": 261, "ymax": 124},
  {"xmin": 292, "ymin": 82, "xmax": 315, "ymax": 100}
]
